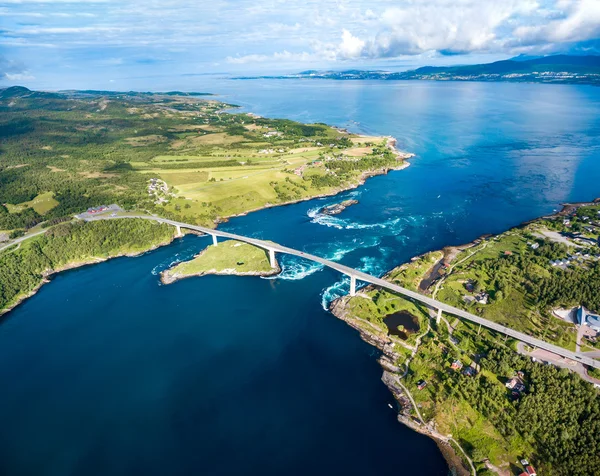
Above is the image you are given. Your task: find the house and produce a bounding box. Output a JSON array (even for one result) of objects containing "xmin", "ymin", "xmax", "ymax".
[
  {"xmin": 464, "ymin": 281, "xmax": 475, "ymax": 293},
  {"xmin": 263, "ymin": 131, "xmax": 282, "ymax": 138},
  {"xmin": 463, "ymin": 366, "xmax": 477, "ymax": 377},
  {"xmin": 87, "ymin": 205, "xmax": 107, "ymax": 214},
  {"xmin": 525, "ymin": 465, "xmax": 537, "ymax": 476},
  {"xmin": 530, "ymin": 242, "xmax": 540, "ymax": 250},
  {"xmin": 475, "ymin": 292, "xmax": 489, "ymax": 305},
  {"xmin": 504, "ymin": 250, "xmax": 513, "ymax": 256},
  {"xmin": 506, "ymin": 375, "xmax": 526, "ymax": 393},
  {"xmin": 417, "ymin": 380, "xmax": 427, "ymax": 390},
  {"xmin": 451, "ymin": 360, "xmax": 463, "ymax": 371}
]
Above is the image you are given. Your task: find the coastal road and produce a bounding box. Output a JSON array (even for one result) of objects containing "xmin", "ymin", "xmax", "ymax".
[{"xmin": 86, "ymin": 213, "xmax": 600, "ymax": 371}]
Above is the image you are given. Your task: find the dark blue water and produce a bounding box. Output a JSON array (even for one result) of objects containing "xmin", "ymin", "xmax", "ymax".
[{"xmin": 1, "ymin": 81, "xmax": 600, "ymax": 475}]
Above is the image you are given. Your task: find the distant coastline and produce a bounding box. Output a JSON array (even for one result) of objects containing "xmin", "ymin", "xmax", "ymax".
[{"xmin": 234, "ymin": 54, "xmax": 600, "ymax": 86}]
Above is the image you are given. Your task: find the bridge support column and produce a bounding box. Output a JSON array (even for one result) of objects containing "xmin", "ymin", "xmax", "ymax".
[
  {"xmin": 269, "ymin": 249, "xmax": 276, "ymax": 269},
  {"xmin": 436, "ymin": 308, "xmax": 442, "ymax": 325},
  {"xmin": 175, "ymin": 225, "xmax": 182, "ymax": 237},
  {"xmin": 211, "ymin": 234, "xmax": 218, "ymax": 246},
  {"xmin": 349, "ymin": 275, "xmax": 356, "ymax": 297}
]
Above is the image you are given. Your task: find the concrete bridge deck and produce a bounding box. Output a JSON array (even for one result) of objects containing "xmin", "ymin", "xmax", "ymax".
[{"xmin": 88, "ymin": 214, "xmax": 600, "ymax": 371}]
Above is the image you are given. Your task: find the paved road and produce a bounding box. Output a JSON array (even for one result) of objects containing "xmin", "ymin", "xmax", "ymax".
[
  {"xmin": 517, "ymin": 342, "xmax": 600, "ymax": 386},
  {"xmin": 86, "ymin": 214, "xmax": 600, "ymax": 371},
  {"xmin": 0, "ymin": 229, "xmax": 47, "ymax": 253}
]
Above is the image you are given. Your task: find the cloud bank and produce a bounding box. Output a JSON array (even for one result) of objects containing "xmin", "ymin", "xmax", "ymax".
[{"xmin": 0, "ymin": 0, "xmax": 599, "ymax": 86}]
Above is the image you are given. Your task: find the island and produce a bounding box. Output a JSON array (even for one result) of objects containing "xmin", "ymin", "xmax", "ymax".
[
  {"xmin": 318, "ymin": 199, "xmax": 359, "ymax": 215},
  {"xmin": 331, "ymin": 200, "xmax": 600, "ymax": 475},
  {"xmin": 161, "ymin": 240, "xmax": 280, "ymax": 284}
]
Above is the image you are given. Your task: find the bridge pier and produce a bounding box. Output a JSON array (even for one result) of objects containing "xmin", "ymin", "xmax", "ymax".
[
  {"xmin": 349, "ymin": 275, "xmax": 356, "ymax": 297},
  {"xmin": 269, "ymin": 249, "xmax": 276, "ymax": 269},
  {"xmin": 175, "ymin": 225, "xmax": 182, "ymax": 237},
  {"xmin": 211, "ymin": 234, "xmax": 218, "ymax": 246},
  {"xmin": 436, "ymin": 308, "xmax": 442, "ymax": 325}
]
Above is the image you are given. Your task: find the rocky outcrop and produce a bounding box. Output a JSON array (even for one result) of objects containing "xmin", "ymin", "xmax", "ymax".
[{"xmin": 319, "ymin": 199, "xmax": 359, "ymax": 215}]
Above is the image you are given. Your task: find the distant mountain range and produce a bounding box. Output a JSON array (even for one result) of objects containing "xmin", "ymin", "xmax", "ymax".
[{"xmin": 237, "ymin": 55, "xmax": 600, "ymax": 85}]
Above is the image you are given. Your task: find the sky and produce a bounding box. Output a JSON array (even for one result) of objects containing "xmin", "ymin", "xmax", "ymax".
[{"xmin": 1, "ymin": 0, "xmax": 600, "ymax": 89}]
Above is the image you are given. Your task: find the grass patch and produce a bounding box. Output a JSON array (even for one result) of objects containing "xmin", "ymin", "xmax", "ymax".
[
  {"xmin": 167, "ymin": 240, "xmax": 275, "ymax": 277},
  {"xmin": 5, "ymin": 192, "xmax": 59, "ymax": 215}
]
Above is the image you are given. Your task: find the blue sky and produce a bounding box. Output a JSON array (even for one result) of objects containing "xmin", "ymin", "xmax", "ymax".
[{"xmin": 1, "ymin": 0, "xmax": 599, "ymax": 89}]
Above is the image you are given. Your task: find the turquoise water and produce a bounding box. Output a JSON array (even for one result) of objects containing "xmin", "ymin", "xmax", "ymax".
[{"xmin": 1, "ymin": 81, "xmax": 600, "ymax": 475}]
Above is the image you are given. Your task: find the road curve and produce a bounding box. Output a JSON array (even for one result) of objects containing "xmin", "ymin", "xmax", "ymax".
[
  {"xmin": 0, "ymin": 229, "xmax": 47, "ymax": 253},
  {"xmin": 86, "ymin": 214, "xmax": 600, "ymax": 371}
]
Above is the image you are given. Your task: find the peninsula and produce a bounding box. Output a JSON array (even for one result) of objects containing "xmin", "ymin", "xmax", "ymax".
[{"xmin": 331, "ymin": 200, "xmax": 600, "ymax": 475}]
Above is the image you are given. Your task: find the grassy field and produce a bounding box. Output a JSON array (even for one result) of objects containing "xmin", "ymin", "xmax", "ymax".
[
  {"xmin": 0, "ymin": 86, "xmax": 405, "ymax": 232},
  {"xmin": 435, "ymin": 228, "xmax": 580, "ymax": 350},
  {"xmin": 5, "ymin": 192, "xmax": 59, "ymax": 215},
  {"xmin": 165, "ymin": 240, "xmax": 275, "ymax": 278},
  {"xmin": 141, "ymin": 134, "xmax": 395, "ymax": 222}
]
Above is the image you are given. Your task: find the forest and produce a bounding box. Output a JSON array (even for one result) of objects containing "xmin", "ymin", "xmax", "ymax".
[{"xmin": 457, "ymin": 346, "xmax": 600, "ymax": 475}]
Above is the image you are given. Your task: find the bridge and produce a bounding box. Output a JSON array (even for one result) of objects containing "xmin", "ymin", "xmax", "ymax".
[{"xmin": 88, "ymin": 214, "xmax": 600, "ymax": 371}]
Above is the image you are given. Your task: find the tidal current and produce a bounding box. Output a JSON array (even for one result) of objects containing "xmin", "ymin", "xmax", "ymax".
[{"xmin": 1, "ymin": 81, "xmax": 599, "ymax": 475}]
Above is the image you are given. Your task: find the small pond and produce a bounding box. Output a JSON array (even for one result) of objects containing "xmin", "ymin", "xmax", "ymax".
[{"xmin": 384, "ymin": 311, "xmax": 420, "ymax": 340}]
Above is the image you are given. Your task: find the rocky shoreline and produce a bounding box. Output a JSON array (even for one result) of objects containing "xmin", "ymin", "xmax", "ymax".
[
  {"xmin": 330, "ymin": 295, "xmax": 472, "ymax": 475},
  {"xmin": 327, "ymin": 197, "xmax": 600, "ymax": 474},
  {"xmin": 160, "ymin": 258, "xmax": 281, "ymax": 285},
  {"xmin": 217, "ymin": 161, "xmax": 412, "ymax": 224}
]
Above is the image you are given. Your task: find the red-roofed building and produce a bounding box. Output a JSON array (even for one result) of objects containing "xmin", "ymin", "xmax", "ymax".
[
  {"xmin": 451, "ymin": 360, "xmax": 463, "ymax": 371},
  {"xmin": 525, "ymin": 465, "xmax": 537, "ymax": 476}
]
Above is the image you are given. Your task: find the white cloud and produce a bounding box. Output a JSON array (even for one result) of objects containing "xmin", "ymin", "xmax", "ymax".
[
  {"xmin": 510, "ymin": 0, "xmax": 600, "ymax": 47},
  {"xmin": 1, "ymin": 0, "xmax": 599, "ymax": 84},
  {"xmin": 226, "ymin": 50, "xmax": 313, "ymax": 65},
  {"xmin": 338, "ymin": 29, "xmax": 365, "ymax": 59},
  {"xmin": 4, "ymin": 72, "xmax": 35, "ymax": 80},
  {"xmin": 321, "ymin": 1, "xmax": 543, "ymax": 59}
]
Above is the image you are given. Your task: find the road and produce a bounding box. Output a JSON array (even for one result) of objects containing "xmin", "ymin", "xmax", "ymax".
[
  {"xmin": 0, "ymin": 228, "xmax": 47, "ymax": 253},
  {"xmin": 83, "ymin": 213, "xmax": 600, "ymax": 371},
  {"xmin": 517, "ymin": 342, "xmax": 600, "ymax": 386}
]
